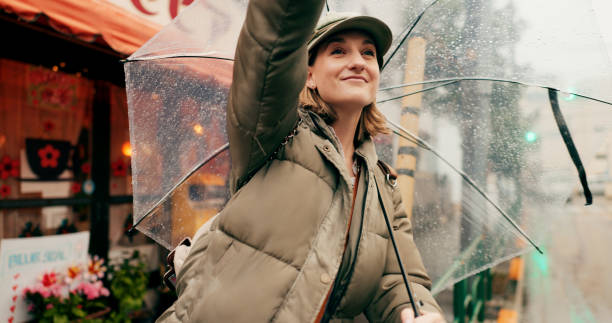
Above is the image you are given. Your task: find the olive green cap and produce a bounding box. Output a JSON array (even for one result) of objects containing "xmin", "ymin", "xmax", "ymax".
[{"xmin": 307, "ymin": 12, "xmax": 393, "ymax": 68}]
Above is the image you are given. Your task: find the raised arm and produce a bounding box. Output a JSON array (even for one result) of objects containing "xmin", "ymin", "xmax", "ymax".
[
  {"xmin": 227, "ymin": 0, "xmax": 325, "ymax": 193},
  {"xmin": 365, "ymin": 184, "xmax": 442, "ymax": 322}
]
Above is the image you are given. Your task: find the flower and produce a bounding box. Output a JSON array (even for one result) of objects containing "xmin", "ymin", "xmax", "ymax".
[
  {"xmin": 86, "ymin": 256, "xmax": 107, "ymax": 281},
  {"xmin": 41, "ymin": 271, "xmax": 58, "ymax": 288},
  {"xmin": 24, "ymin": 274, "xmax": 63, "ymax": 299},
  {"xmin": 23, "ymin": 256, "xmax": 111, "ymax": 318},
  {"xmin": 41, "ymin": 88, "xmax": 54, "ymax": 101},
  {"xmin": 1, "ymin": 155, "xmax": 19, "ymax": 179},
  {"xmin": 0, "ymin": 184, "xmax": 10, "ymax": 198},
  {"xmin": 57, "ymin": 88, "xmax": 73, "ymax": 105},
  {"xmin": 38, "ymin": 144, "xmax": 60, "ymax": 168},
  {"xmin": 49, "ymin": 89, "xmax": 62, "ymax": 105},
  {"xmin": 43, "ymin": 121, "xmax": 55, "ymax": 132},
  {"xmin": 111, "ymin": 159, "xmax": 127, "ymax": 177},
  {"xmin": 71, "ymin": 182, "xmax": 81, "ymax": 194},
  {"xmin": 81, "ymin": 163, "xmax": 91, "ymax": 174},
  {"xmin": 74, "ymin": 281, "xmax": 109, "ymax": 300},
  {"xmin": 65, "ymin": 264, "xmax": 82, "ymax": 284}
]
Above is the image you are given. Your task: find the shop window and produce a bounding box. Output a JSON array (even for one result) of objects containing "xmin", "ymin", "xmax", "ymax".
[
  {"xmin": 0, "ymin": 59, "xmax": 94, "ymax": 197},
  {"xmin": 110, "ymin": 86, "xmax": 132, "ymax": 197},
  {"xmin": 1, "ymin": 206, "xmax": 89, "ymax": 239},
  {"xmin": 0, "ymin": 59, "xmax": 96, "ymax": 237}
]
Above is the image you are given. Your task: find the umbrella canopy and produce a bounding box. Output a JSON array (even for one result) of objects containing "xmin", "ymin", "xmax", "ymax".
[{"xmin": 124, "ymin": 0, "xmax": 612, "ymax": 293}]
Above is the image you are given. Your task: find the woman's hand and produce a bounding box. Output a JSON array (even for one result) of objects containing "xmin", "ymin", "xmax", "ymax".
[
  {"xmin": 400, "ymin": 308, "xmax": 446, "ymax": 323},
  {"xmin": 174, "ymin": 213, "xmax": 218, "ymax": 275}
]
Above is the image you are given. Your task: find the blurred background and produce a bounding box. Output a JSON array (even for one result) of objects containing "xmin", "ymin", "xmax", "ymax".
[{"xmin": 0, "ymin": 0, "xmax": 611, "ymax": 322}]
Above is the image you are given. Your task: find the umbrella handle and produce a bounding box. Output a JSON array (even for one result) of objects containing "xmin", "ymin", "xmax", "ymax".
[
  {"xmin": 163, "ymin": 237, "xmax": 192, "ymax": 291},
  {"xmin": 374, "ymin": 163, "xmax": 422, "ymax": 318}
]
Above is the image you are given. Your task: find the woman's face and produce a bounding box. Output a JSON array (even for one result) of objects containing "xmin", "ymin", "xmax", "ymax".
[{"xmin": 307, "ymin": 31, "xmax": 380, "ymax": 113}]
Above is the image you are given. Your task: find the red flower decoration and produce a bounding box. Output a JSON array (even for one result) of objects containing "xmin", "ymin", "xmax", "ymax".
[
  {"xmin": 0, "ymin": 184, "xmax": 10, "ymax": 198},
  {"xmin": 1, "ymin": 155, "xmax": 19, "ymax": 179},
  {"xmin": 41, "ymin": 272, "xmax": 58, "ymax": 287},
  {"xmin": 38, "ymin": 144, "xmax": 60, "ymax": 168},
  {"xmin": 41, "ymin": 88, "xmax": 54, "ymax": 101},
  {"xmin": 43, "ymin": 121, "xmax": 55, "ymax": 132},
  {"xmin": 81, "ymin": 163, "xmax": 91, "ymax": 174},
  {"xmin": 111, "ymin": 159, "xmax": 127, "ymax": 177},
  {"xmin": 71, "ymin": 182, "xmax": 81, "ymax": 194},
  {"xmin": 58, "ymin": 88, "xmax": 72, "ymax": 105}
]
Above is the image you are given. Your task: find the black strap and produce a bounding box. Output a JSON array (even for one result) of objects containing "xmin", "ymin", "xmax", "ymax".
[
  {"xmin": 548, "ymin": 88, "xmax": 592, "ymax": 205},
  {"xmin": 373, "ymin": 168, "xmax": 421, "ymax": 317}
]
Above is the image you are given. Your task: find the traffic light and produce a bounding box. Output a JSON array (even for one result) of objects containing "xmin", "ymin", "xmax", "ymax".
[
  {"xmin": 524, "ymin": 131, "xmax": 538, "ymax": 143},
  {"xmin": 562, "ymin": 87, "xmax": 577, "ymax": 102},
  {"xmin": 530, "ymin": 248, "xmax": 549, "ymax": 277}
]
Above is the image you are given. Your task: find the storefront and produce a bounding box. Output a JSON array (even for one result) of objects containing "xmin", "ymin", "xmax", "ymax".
[
  {"xmin": 0, "ymin": 0, "xmax": 171, "ymax": 319},
  {"xmin": 0, "ymin": 0, "xmax": 161, "ymax": 253}
]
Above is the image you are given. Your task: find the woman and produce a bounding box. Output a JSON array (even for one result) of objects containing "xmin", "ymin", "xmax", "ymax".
[{"xmin": 158, "ymin": 0, "xmax": 444, "ymax": 322}]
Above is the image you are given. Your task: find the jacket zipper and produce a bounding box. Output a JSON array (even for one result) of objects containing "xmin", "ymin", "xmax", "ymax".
[{"xmin": 320, "ymin": 157, "xmax": 369, "ymax": 322}]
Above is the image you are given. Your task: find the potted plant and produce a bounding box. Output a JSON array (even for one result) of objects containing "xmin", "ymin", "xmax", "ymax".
[
  {"xmin": 106, "ymin": 251, "xmax": 149, "ymax": 323},
  {"xmin": 23, "ymin": 256, "xmax": 110, "ymax": 322}
]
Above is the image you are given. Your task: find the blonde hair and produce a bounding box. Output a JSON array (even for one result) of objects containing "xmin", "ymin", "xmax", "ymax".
[{"xmin": 299, "ymin": 82, "xmax": 389, "ymax": 145}]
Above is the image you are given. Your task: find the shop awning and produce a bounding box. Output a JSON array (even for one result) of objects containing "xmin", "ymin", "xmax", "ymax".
[{"xmin": 0, "ymin": 0, "xmax": 161, "ymax": 55}]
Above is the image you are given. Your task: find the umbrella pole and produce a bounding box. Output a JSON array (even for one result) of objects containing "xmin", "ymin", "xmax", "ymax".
[
  {"xmin": 396, "ymin": 36, "xmax": 426, "ymax": 221},
  {"xmin": 375, "ymin": 177, "xmax": 422, "ymax": 318}
]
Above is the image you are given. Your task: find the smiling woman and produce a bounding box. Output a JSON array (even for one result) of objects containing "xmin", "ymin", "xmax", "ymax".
[
  {"xmin": 157, "ymin": 1, "xmax": 444, "ymax": 322},
  {"xmin": 301, "ymin": 30, "xmax": 388, "ymax": 170}
]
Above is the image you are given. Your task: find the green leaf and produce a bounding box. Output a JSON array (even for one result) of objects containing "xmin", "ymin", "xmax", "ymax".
[
  {"xmin": 71, "ymin": 307, "xmax": 87, "ymax": 318},
  {"xmin": 53, "ymin": 315, "xmax": 69, "ymax": 323}
]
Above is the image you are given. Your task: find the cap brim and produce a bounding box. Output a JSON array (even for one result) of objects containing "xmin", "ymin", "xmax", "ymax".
[{"xmin": 308, "ymin": 16, "xmax": 392, "ymax": 67}]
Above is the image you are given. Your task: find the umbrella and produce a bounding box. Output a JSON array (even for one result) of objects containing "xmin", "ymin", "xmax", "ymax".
[{"xmin": 124, "ymin": 0, "xmax": 612, "ymax": 296}]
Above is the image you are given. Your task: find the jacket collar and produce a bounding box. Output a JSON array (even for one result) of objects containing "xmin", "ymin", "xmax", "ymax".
[{"xmin": 298, "ymin": 107, "xmax": 379, "ymax": 169}]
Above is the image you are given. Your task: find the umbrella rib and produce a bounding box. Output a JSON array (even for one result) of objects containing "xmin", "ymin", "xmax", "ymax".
[
  {"xmin": 386, "ymin": 119, "xmax": 543, "ymax": 254},
  {"xmin": 378, "ymin": 77, "xmax": 612, "ymax": 106},
  {"xmin": 462, "ymin": 191, "xmax": 497, "ymax": 227},
  {"xmin": 131, "ymin": 143, "xmax": 230, "ymax": 231},
  {"xmin": 430, "ymin": 233, "xmax": 485, "ymax": 293},
  {"xmin": 432, "ymin": 247, "xmax": 531, "ymax": 295},
  {"xmin": 123, "ymin": 55, "xmax": 235, "ymax": 63},
  {"xmin": 376, "ymin": 80, "xmax": 458, "ymax": 104},
  {"xmin": 382, "ymin": 0, "xmax": 443, "ymax": 71}
]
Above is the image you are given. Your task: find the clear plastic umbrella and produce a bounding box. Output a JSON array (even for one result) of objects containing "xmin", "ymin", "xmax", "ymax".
[{"xmin": 124, "ymin": 0, "xmax": 612, "ymax": 293}]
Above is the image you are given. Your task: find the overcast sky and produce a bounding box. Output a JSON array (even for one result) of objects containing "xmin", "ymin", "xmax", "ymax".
[{"xmin": 593, "ymin": 0, "xmax": 612, "ymax": 54}]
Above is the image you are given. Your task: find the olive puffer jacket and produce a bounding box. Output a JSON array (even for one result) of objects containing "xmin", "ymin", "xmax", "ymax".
[{"xmin": 157, "ymin": 0, "xmax": 441, "ymax": 322}]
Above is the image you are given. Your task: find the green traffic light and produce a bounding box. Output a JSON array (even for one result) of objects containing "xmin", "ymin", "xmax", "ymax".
[
  {"xmin": 530, "ymin": 248, "xmax": 549, "ymax": 276},
  {"xmin": 525, "ymin": 131, "xmax": 537, "ymax": 143},
  {"xmin": 563, "ymin": 93, "xmax": 576, "ymax": 101},
  {"xmin": 562, "ymin": 87, "xmax": 577, "ymax": 101}
]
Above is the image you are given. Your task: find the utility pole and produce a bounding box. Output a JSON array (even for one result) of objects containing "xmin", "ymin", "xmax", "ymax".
[{"xmin": 395, "ymin": 36, "xmax": 427, "ymax": 220}]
